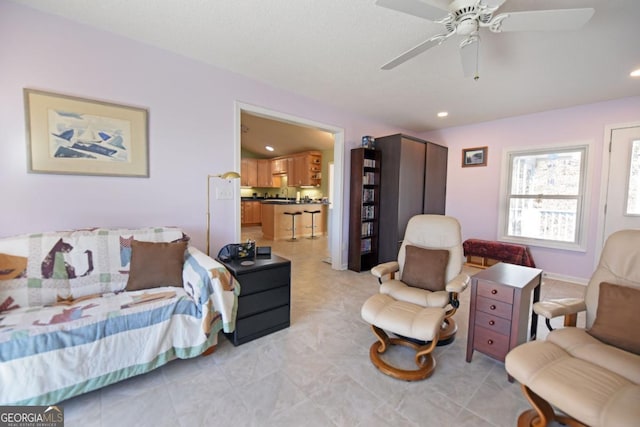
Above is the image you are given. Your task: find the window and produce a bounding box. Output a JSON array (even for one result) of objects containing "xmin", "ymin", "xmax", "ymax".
[{"xmin": 499, "ymin": 145, "xmax": 588, "ymax": 250}]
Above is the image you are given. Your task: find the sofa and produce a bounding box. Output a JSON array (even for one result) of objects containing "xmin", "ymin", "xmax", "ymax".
[
  {"xmin": 0, "ymin": 226, "xmax": 239, "ymax": 405},
  {"xmin": 505, "ymin": 229, "xmax": 640, "ymax": 427}
]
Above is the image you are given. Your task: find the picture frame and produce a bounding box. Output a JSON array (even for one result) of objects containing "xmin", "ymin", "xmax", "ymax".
[
  {"xmin": 462, "ymin": 146, "xmax": 488, "ymax": 167},
  {"xmin": 24, "ymin": 89, "xmax": 149, "ymax": 177}
]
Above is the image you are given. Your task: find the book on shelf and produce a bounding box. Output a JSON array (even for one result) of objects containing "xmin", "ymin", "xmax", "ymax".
[
  {"xmin": 363, "ymin": 159, "xmax": 376, "ymax": 168},
  {"xmin": 362, "ymin": 171, "xmax": 375, "ymax": 185},
  {"xmin": 361, "ymin": 222, "xmax": 374, "ymax": 237},
  {"xmin": 361, "ymin": 238, "xmax": 372, "ymax": 253},
  {"xmin": 362, "ymin": 188, "xmax": 375, "ymax": 202},
  {"xmin": 361, "ymin": 205, "xmax": 375, "ymax": 220}
]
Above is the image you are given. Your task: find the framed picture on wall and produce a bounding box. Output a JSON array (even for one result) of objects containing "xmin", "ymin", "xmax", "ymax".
[
  {"xmin": 462, "ymin": 146, "xmax": 488, "ymax": 167},
  {"xmin": 24, "ymin": 89, "xmax": 149, "ymax": 177}
]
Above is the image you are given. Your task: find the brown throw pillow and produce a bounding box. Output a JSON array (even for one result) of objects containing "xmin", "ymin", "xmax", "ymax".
[
  {"xmin": 0, "ymin": 253, "xmax": 27, "ymax": 280},
  {"xmin": 126, "ymin": 240, "xmax": 187, "ymax": 291},
  {"xmin": 587, "ymin": 282, "xmax": 640, "ymax": 355},
  {"xmin": 401, "ymin": 245, "xmax": 450, "ymax": 292}
]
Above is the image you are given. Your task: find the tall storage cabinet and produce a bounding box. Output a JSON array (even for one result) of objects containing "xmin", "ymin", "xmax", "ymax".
[
  {"xmin": 348, "ymin": 148, "xmax": 382, "ymax": 272},
  {"xmin": 376, "ymin": 134, "xmax": 448, "ymax": 263}
]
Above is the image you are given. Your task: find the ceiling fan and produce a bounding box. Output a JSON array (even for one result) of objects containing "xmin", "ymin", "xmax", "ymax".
[{"xmin": 376, "ymin": 0, "xmax": 594, "ymax": 79}]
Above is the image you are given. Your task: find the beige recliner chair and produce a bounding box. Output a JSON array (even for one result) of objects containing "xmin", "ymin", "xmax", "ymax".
[
  {"xmin": 371, "ymin": 215, "xmax": 470, "ymax": 344},
  {"xmin": 505, "ymin": 229, "xmax": 640, "ymax": 427}
]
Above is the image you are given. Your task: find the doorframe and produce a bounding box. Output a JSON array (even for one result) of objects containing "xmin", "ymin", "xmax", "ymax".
[
  {"xmin": 234, "ymin": 101, "xmax": 346, "ymax": 270},
  {"xmin": 595, "ymin": 121, "xmax": 640, "ymax": 265}
]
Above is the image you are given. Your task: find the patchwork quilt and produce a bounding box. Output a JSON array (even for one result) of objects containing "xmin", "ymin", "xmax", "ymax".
[{"xmin": 0, "ymin": 227, "xmax": 239, "ymax": 405}]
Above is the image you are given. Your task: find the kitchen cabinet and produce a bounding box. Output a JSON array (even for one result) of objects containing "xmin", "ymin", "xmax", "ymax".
[
  {"xmin": 271, "ymin": 158, "xmax": 287, "ymax": 175},
  {"xmin": 241, "ymin": 158, "xmax": 258, "ymax": 187},
  {"xmin": 241, "ymin": 200, "xmax": 262, "ymax": 225},
  {"xmin": 289, "ymin": 151, "xmax": 322, "ymax": 187},
  {"xmin": 257, "ymin": 159, "xmax": 275, "ymax": 187}
]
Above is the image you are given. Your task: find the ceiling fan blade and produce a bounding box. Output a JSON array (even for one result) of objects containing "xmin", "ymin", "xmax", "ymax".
[
  {"xmin": 381, "ymin": 34, "xmax": 448, "ymax": 70},
  {"xmin": 496, "ymin": 8, "xmax": 595, "ymax": 32},
  {"xmin": 375, "ymin": 0, "xmax": 448, "ymax": 22},
  {"xmin": 460, "ymin": 37, "xmax": 480, "ymax": 79}
]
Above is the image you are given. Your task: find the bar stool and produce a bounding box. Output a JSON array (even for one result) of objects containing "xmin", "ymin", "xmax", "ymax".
[
  {"xmin": 304, "ymin": 209, "xmax": 321, "ymax": 239},
  {"xmin": 284, "ymin": 211, "xmax": 302, "ymax": 241}
]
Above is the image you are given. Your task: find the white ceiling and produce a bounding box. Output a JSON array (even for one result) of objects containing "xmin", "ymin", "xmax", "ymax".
[{"xmin": 11, "ymin": 0, "xmax": 640, "ymax": 132}]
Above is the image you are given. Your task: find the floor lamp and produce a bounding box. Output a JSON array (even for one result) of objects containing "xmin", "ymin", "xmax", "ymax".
[{"xmin": 206, "ymin": 171, "xmax": 241, "ymax": 256}]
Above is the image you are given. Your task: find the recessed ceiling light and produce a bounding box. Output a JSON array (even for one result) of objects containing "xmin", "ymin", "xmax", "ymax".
[
  {"xmin": 437, "ymin": 111, "xmax": 449, "ymax": 118},
  {"xmin": 631, "ymin": 68, "xmax": 640, "ymax": 77},
  {"xmin": 265, "ymin": 145, "xmax": 275, "ymax": 152}
]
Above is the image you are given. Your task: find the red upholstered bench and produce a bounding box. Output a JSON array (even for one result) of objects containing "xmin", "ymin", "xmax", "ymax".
[{"xmin": 462, "ymin": 239, "xmax": 536, "ymax": 269}]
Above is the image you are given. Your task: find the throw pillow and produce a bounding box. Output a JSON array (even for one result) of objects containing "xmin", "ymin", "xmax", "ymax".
[
  {"xmin": 0, "ymin": 253, "xmax": 27, "ymax": 280},
  {"xmin": 587, "ymin": 282, "xmax": 640, "ymax": 355},
  {"xmin": 126, "ymin": 240, "xmax": 187, "ymax": 291},
  {"xmin": 401, "ymin": 245, "xmax": 450, "ymax": 292}
]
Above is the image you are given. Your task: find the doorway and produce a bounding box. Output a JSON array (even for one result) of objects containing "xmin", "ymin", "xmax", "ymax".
[
  {"xmin": 596, "ymin": 123, "xmax": 640, "ymax": 261},
  {"xmin": 235, "ymin": 102, "xmax": 345, "ymax": 270}
]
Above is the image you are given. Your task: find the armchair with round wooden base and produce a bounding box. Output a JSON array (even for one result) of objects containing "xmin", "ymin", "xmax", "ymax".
[
  {"xmin": 361, "ymin": 293, "xmax": 445, "ymax": 381},
  {"xmin": 371, "ymin": 215, "xmax": 469, "ymax": 345},
  {"xmin": 505, "ymin": 229, "xmax": 640, "ymax": 427}
]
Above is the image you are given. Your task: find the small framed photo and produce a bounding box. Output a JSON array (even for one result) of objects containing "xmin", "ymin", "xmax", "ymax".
[
  {"xmin": 462, "ymin": 146, "xmax": 488, "ymax": 167},
  {"xmin": 24, "ymin": 89, "xmax": 149, "ymax": 177}
]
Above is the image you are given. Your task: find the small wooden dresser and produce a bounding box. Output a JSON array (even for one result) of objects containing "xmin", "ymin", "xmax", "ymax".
[{"xmin": 466, "ymin": 262, "xmax": 542, "ymax": 370}]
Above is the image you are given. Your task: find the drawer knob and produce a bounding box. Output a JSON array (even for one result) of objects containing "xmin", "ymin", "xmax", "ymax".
[
  {"xmin": 491, "ymin": 289, "xmax": 498, "ymax": 295},
  {"xmin": 489, "ymin": 320, "xmax": 495, "ymax": 326},
  {"xmin": 490, "ymin": 305, "xmax": 496, "ymax": 310},
  {"xmin": 487, "ymin": 339, "xmax": 494, "ymax": 345}
]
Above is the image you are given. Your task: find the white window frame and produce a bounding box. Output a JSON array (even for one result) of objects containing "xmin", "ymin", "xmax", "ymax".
[{"xmin": 497, "ymin": 143, "xmax": 591, "ymax": 252}]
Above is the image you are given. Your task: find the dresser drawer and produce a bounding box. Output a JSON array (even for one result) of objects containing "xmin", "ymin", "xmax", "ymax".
[
  {"xmin": 237, "ymin": 285, "xmax": 290, "ymax": 318},
  {"xmin": 238, "ymin": 266, "xmax": 290, "ymax": 295},
  {"xmin": 473, "ymin": 326, "xmax": 510, "ymax": 361},
  {"xmin": 476, "ymin": 296, "xmax": 512, "ymax": 320},
  {"xmin": 234, "ymin": 305, "xmax": 290, "ymax": 340},
  {"xmin": 474, "ymin": 311, "xmax": 511, "ymax": 336},
  {"xmin": 477, "ymin": 280, "xmax": 514, "ymax": 304}
]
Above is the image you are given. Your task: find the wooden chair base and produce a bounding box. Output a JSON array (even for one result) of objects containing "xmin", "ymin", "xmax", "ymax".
[
  {"xmin": 202, "ymin": 344, "xmax": 217, "ymax": 356},
  {"xmin": 368, "ymin": 325, "xmax": 438, "ymax": 381},
  {"xmin": 517, "ymin": 384, "xmax": 587, "ymax": 427},
  {"xmin": 437, "ymin": 317, "xmax": 457, "ymax": 346}
]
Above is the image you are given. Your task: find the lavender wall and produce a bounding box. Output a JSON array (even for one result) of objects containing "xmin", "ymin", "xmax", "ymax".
[
  {"xmin": 422, "ymin": 97, "xmax": 640, "ymax": 282},
  {"xmin": 0, "ymin": 2, "xmax": 401, "ymax": 259}
]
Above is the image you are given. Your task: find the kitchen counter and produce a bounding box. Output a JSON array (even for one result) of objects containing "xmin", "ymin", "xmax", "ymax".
[{"xmin": 261, "ymin": 203, "xmax": 327, "ymax": 240}]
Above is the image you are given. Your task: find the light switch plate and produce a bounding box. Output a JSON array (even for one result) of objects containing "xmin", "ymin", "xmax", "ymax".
[{"xmin": 216, "ymin": 187, "xmax": 233, "ymax": 200}]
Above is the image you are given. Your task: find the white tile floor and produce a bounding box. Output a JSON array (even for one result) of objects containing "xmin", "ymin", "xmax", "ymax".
[{"xmin": 60, "ymin": 229, "xmax": 585, "ymax": 426}]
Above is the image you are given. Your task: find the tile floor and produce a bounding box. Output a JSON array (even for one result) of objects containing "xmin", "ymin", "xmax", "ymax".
[{"xmin": 60, "ymin": 228, "xmax": 585, "ymax": 426}]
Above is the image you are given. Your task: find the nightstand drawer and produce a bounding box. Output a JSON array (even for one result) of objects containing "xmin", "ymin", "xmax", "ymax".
[
  {"xmin": 476, "ymin": 296, "xmax": 512, "ymax": 320},
  {"xmin": 473, "ymin": 326, "xmax": 510, "ymax": 361},
  {"xmin": 474, "ymin": 311, "xmax": 511, "ymax": 336},
  {"xmin": 234, "ymin": 305, "xmax": 290, "ymax": 341},
  {"xmin": 477, "ymin": 280, "xmax": 514, "ymax": 304},
  {"xmin": 237, "ymin": 285, "xmax": 290, "ymax": 318},
  {"xmin": 239, "ymin": 266, "xmax": 290, "ymax": 295}
]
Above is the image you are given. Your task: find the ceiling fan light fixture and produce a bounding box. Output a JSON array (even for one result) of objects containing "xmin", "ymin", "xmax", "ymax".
[
  {"xmin": 630, "ymin": 68, "xmax": 640, "ymax": 78},
  {"xmin": 437, "ymin": 111, "xmax": 449, "ymax": 118},
  {"xmin": 265, "ymin": 145, "xmax": 275, "ymax": 152}
]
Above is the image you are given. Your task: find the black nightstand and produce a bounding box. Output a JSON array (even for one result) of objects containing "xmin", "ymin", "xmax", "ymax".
[{"xmin": 218, "ymin": 254, "xmax": 291, "ymax": 345}]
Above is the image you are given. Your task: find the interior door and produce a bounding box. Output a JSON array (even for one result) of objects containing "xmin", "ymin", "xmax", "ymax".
[{"xmin": 602, "ymin": 124, "xmax": 640, "ymax": 244}]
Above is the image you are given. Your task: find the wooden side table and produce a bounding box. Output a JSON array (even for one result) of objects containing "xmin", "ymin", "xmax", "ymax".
[
  {"xmin": 218, "ymin": 254, "xmax": 291, "ymax": 345},
  {"xmin": 466, "ymin": 263, "xmax": 542, "ymax": 375}
]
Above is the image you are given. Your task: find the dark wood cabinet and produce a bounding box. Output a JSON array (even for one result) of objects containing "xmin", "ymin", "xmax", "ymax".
[
  {"xmin": 348, "ymin": 148, "xmax": 381, "ymax": 272},
  {"xmin": 466, "ymin": 263, "xmax": 542, "ymax": 370},
  {"xmin": 375, "ymin": 134, "xmax": 447, "ymax": 263},
  {"xmin": 218, "ymin": 254, "xmax": 291, "ymax": 345}
]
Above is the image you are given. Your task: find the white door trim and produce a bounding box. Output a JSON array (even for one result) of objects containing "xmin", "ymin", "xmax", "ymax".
[
  {"xmin": 595, "ymin": 121, "xmax": 640, "ymax": 266},
  {"xmin": 234, "ymin": 101, "xmax": 346, "ymax": 270}
]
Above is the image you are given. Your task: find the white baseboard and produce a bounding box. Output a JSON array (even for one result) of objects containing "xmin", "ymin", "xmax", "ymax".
[{"xmin": 542, "ymin": 271, "xmax": 588, "ymax": 286}]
